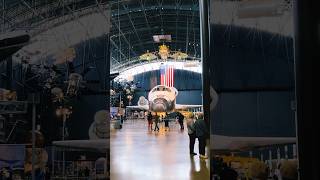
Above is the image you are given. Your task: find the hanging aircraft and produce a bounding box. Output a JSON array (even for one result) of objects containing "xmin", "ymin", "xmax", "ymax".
[
  {"xmin": 126, "ymin": 85, "xmax": 202, "ymax": 112},
  {"xmin": 139, "ymin": 44, "xmax": 188, "ymax": 61}
]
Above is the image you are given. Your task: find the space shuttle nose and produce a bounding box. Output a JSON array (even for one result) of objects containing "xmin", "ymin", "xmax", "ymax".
[
  {"xmin": 150, "ymin": 98, "xmax": 173, "ymax": 112},
  {"xmin": 154, "ymin": 104, "xmax": 166, "ymax": 112}
]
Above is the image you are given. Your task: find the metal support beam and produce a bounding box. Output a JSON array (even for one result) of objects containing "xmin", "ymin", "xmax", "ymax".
[
  {"xmin": 111, "ymin": 20, "xmax": 138, "ymax": 57},
  {"xmin": 156, "ymin": 0, "xmax": 164, "ymax": 32},
  {"xmin": 110, "ymin": 38, "xmax": 128, "ymax": 60},
  {"xmin": 0, "ymin": 16, "xmax": 15, "ymax": 27},
  {"xmin": 20, "ymin": 0, "xmax": 45, "ymax": 19},
  {"xmin": 138, "ymin": 0, "xmax": 157, "ymax": 51},
  {"xmin": 110, "ymin": 25, "xmax": 200, "ymax": 39},
  {"xmin": 174, "ymin": 0, "xmax": 181, "ymax": 51},
  {"xmin": 108, "ymin": 0, "xmax": 138, "ymax": 59},
  {"xmin": 31, "ymin": 94, "xmax": 36, "ymax": 180},
  {"xmin": 122, "ymin": 4, "xmax": 146, "ymax": 52}
]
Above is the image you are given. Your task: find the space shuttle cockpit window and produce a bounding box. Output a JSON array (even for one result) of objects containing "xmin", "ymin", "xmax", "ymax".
[{"xmin": 164, "ymin": 87, "xmax": 171, "ymax": 92}]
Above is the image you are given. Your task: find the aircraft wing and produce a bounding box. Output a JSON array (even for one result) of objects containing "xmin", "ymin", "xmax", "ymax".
[
  {"xmin": 175, "ymin": 104, "xmax": 202, "ymax": 110},
  {"xmin": 126, "ymin": 105, "xmax": 149, "ymax": 111},
  {"xmin": 52, "ymin": 139, "xmax": 109, "ymax": 152},
  {"xmin": 211, "ymin": 135, "xmax": 296, "ymax": 151},
  {"xmin": 0, "ymin": 31, "xmax": 30, "ymax": 61}
]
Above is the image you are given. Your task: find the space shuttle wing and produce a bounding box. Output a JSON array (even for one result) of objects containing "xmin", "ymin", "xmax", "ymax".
[
  {"xmin": 126, "ymin": 105, "xmax": 149, "ymax": 111},
  {"xmin": 175, "ymin": 104, "xmax": 202, "ymax": 110},
  {"xmin": 211, "ymin": 135, "xmax": 296, "ymax": 151}
]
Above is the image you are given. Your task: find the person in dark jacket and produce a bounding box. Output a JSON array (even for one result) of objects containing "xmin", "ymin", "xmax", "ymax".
[
  {"xmin": 219, "ymin": 163, "xmax": 238, "ymax": 180},
  {"xmin": 194, "ymin": 113, "xmax": 209, "ymax": 159},
  {"xmin": 187, "ymin": 115, "xmax": 197, "ymax": 156},
  {"xmin": 177, "ymin": 113, "xmax": 184, "ymax": 130},
  {"xmin": 147, "ymin": 112, "xmax": 153, "ymax": 130},
  {"xmin": 154, "ymin": 113, "xmax": 160, "ymax": 131},
  {"xmin": 164, "ymin": 112, "xmax": 170, "ymax": 131}
]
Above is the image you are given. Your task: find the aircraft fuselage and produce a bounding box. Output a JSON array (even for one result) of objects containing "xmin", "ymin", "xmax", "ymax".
[{"xmin": 148, "ymin": 85, "xmax": 178, "ymax": 112}]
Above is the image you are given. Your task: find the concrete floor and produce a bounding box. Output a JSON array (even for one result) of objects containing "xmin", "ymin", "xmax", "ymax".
[{"xmin": 110, "ymin": 119, "xmax": 210, "ymax": 180}]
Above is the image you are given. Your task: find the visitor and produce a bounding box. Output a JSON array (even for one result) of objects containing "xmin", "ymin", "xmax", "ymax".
[
  {"xmin": 194, "ymin": 113, "xmax": 209, "ymax": 159},
  {"xmin": 147, "ymin": 112, "xmax": 153, "ymax": 130},
  {"xmin": 0, "ymin": 167, "xmax": 12, "ymax": 180},
  {"xmin": 274, "ymin": 163, "xmax": 282, "ymax": 180},
  {"xmin": 84, "ymin": 167, "xmax": 90, "ymax": 177},
  {"xmin": 280, "ymin": 160, "xmax": 298, "ymax": 180},
  {"xmin": 45, "ymin": 167, "xmax": 51, "ymax": 180},
  {"xmin": 177, "ymin": 113, "xmax": 184, "ymax": 130},
  {"xmin": 154, "ymin": 113, "xmax": 160, "ymax": 131},
  {"xmin": 164, "ymin": 113, "xmax": 170, "ymax": 131},
  {"xmin": 186, "ymin": 115, "xmax": 196, "ymax": 156},
  {"xmin": 219, "ymin": 163, "xmax": 238, "ymax": 180}
]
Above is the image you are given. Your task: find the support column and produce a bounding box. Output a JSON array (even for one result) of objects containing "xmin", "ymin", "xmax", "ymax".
[
  {"xmin": 31, "ymin": 94, "xmax": 36, "ymax": 180},
  {"xmin": 199, "ymin": 0, "xmax": 210, "ymax": 124},
  {"xmin": 293, "ymin": 0, "xmax": 317, "ymax": 179},
  {"xmin": 6, "ymin": 56, "xmax": 12, "ymax": 89}
]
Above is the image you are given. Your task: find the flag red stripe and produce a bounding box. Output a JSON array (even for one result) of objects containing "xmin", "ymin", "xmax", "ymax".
[
  {"xmin": 170, "ymin": 67, "xmax": 172, "ymax": 87},
  {"xmin": 160, "ymin": 65, "xmax": 175, "ymax": 87},
  {"xmin": 161, "ymin": 75, "xmax": 163, "ymax": 85},
  {"xmin": 166, "ymin": 68, "xmax": 168, "ymax": 87},
  {"xmin": 171, "ymin": 67, "xmax": 173, "ymax": 87},
  {"xmin": 170, "ymin": 67, "xmax": 171, "ymax": 87},
  {"xmin": 172, "ymin": 67, "xmax": 174, "ymax": 87},
  {"xmin": 168, "ymin": 67, "xmax": 170, "ymax": 87}
]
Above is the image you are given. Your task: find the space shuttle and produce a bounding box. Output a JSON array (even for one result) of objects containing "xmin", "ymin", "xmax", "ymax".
[
  {"xmin": 126, "ymin": 85, "xmax": 202, "ymax": 112},
  {"xmin": 52, "ymin": 86, "xmax": 295, "ymax": 153}
]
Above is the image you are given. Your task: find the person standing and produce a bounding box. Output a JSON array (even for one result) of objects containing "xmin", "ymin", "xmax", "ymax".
[
  {"xmin": 186, "ymin": 115, "xmax": 197, "ymax": 156},
  {"xmin": 177, "ymin": 112, "xmax": 184, "ymax": 130},
  {"xmin": 194, "ymin": 113, "xmax": 209, "ymax": 159},
  {"xmin": 164, "ymin": 113, "xmax": 170, "ymax": 131},
  {"xmin": 147, "ymin": 112, "xmax": 153, "ymax": 130},
  {"xmin": 154, "ymin": 113, "xmax": 160, "ymax": 131},
  {"xmin": 219, "ymin": 163, "xmax": 238, "ymax": 180},
  {"xmin": 84, "ymin": 167, "xmax": 90, "ymax": 178}
]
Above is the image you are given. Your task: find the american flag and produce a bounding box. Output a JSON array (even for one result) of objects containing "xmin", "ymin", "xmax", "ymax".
[{"xmin": 160, "ymin": 64, "xmax": 174, "ymax": 87}]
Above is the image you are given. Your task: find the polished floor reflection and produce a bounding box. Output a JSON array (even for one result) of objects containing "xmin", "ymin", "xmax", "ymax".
[{"xmin": 111, "ymin": 119, "xmax": 210, "ymax": 180}]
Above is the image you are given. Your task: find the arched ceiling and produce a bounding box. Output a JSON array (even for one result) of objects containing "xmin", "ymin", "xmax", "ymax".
[
  {"xmin": 0, "ymin": 0, "xmax": 293, "ymax": 73},
  {"xmin": 109, "ymin": 0, "xmax": 201, "ymax": 71},
  {"xmin": 0, "ymin": 0, "xmax": 109, "ymax": 35}
]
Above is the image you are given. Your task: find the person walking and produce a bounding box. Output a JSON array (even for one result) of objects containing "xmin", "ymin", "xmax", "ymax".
[
  {"xmin": 154, "ymin": 113, "xmax": 160, "ymax": 131},
  {"xmin": 194, "ymin": 113, "xmax": 209, "ymax": 159},
  {"xmin": 147, "ymin": 112, "xmax": 153, "ymax": 130},
  {"xmin": 187, "ymin": 115, "xmax": 197, "ymax": 156}
]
